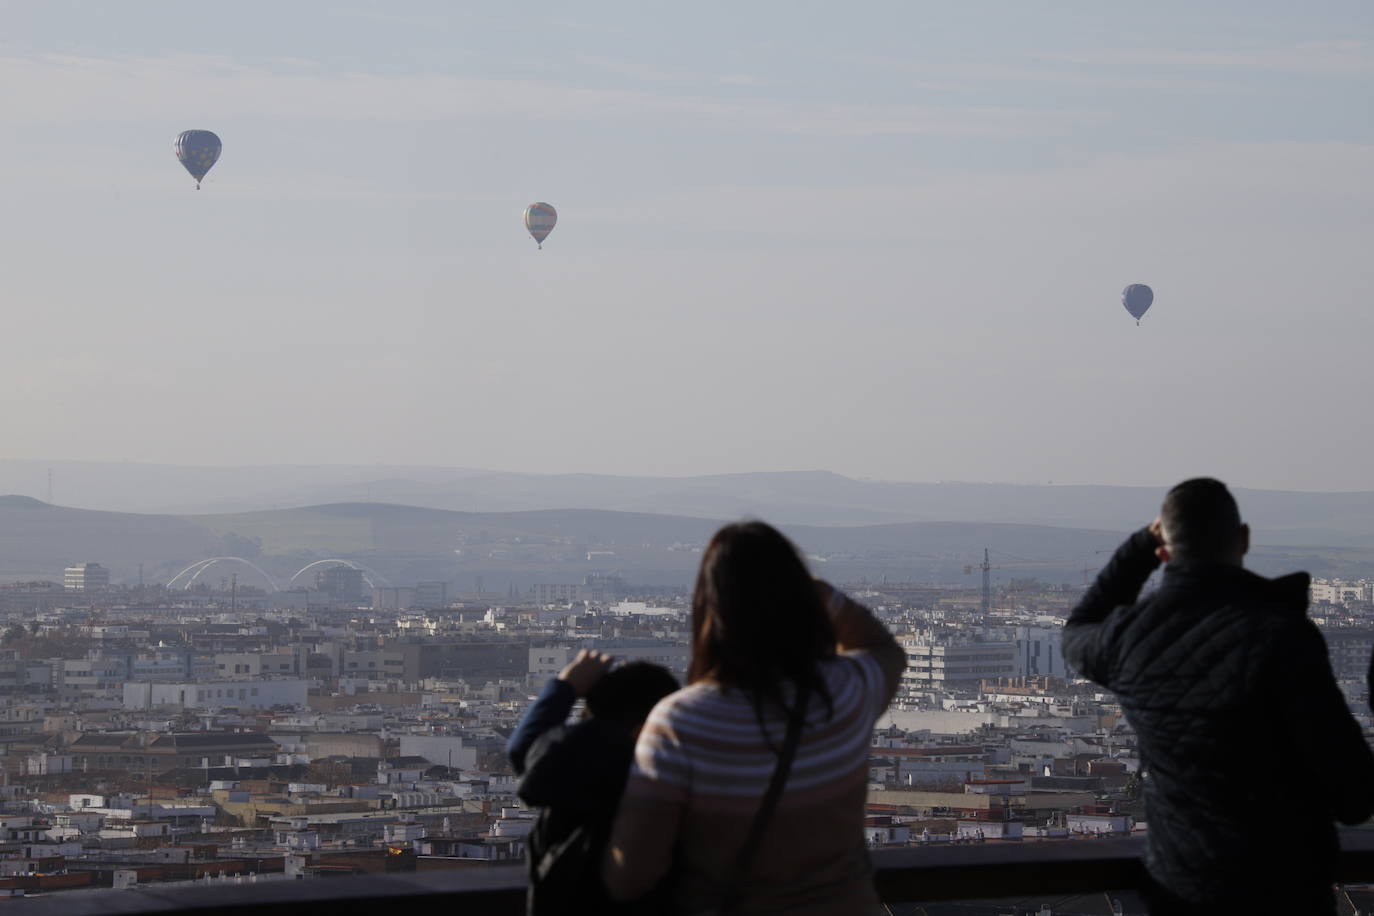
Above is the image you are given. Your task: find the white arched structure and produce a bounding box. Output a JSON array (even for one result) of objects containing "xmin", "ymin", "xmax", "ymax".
[
  {"xmin": 289, "ymin": 559, "xmax": 392, "ymax": 590},
  {"xmin": 166, "ymin": 557, "xmax": 281, "ymax": 592}
]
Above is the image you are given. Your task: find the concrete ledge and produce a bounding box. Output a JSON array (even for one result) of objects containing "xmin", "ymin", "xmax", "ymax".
[
  {"xmin": 18, "ymin": 830, "xmax": 1374, "ymax": 915},
  {"xmin": 12, "ymin": 866, "xmax": 528, "ymax": 916},
  {"xmin": 872, "ymin": 836, "xmax": 1147, "ymax": 901}
]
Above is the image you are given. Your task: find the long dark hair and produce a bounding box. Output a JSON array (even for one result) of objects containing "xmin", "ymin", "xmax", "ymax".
[{"xmin": 689, "ymin": 521, "xmax": 835, "ymax": 725}]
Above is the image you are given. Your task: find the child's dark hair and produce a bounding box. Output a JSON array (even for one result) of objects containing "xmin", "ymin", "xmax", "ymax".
[{"xmin": 584, "ymin": 662, "xmax": 679, "ymax": 726}]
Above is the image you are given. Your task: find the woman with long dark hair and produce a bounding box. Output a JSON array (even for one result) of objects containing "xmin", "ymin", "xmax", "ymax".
[{"xmin": 603, "ymin": 521, "xmax": 905, "ymax": 914}]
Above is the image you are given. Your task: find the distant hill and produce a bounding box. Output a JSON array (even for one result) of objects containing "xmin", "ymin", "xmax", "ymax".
[
  {"xmin": 4, "ymin": 498, "xmax": 1374, "ymax": 590},
  {"xmin": 5, "ymin": 461, "xmax": 1374, "ymax": 547},
  {"xmin": 0, "ymin": 501, "xmax": 218, "ymax": 582},
  {"xmin": 0, "ymin": 495, "xmax": 52, "ymax": 510}
]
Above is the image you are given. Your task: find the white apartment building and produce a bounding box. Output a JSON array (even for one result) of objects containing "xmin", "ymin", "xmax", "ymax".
[
  {"xmin": 213, "ymin": 652, "xmax": 299, "ymax": 677},
  {"xmin": 1310, "ymin": 579, "xmax": 1374, "ymax": 604},
  {"xmin": 902, "ymin": 641, "xmax": 1017, "ymax": 690},
  {"xmin": 60, "ymin": 655, "xmax": 128, "ymax": 696},
  {"xmin": 131, "ymin": 649, "xmax": 215, "ymax": 682},
  {"xmin": 64, "ymin": 562, "xmax": 110, "ymax": 592},
  {"xmin": 529, "ymin": 646, "xmax": 571, "ymax": 682},
  {"xmin": 122, "ymin": 678, "xmax": 309, "ymax": 710}
]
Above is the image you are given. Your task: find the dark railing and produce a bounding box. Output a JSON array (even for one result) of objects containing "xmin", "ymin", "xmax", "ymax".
[{"xmin": 19, "ymin": 831, "xmax": 1374, "ymax": 915}]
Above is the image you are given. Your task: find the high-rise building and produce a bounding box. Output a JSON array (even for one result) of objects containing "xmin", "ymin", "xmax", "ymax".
[
  {"xmin": 63, "ymin": 563, "xmax": 110, "ymax": 592},
  {"xmin": 530, "ymin": 583, "xmax": 582, "ymax": 604},
  {"xmin": 413, "ymin": 581, "xmax": 448, "ymax": 609},
  {"xmin": 582, "ymin": 574, "xmax": 627, "ymax": 604},
  {"xmin": 315, "ymin": 566, "xmax": 365, "ymax": 603},
  {"xmin": 1012, "ymin": 626, "xmax": 1066, "ymax": 679}
]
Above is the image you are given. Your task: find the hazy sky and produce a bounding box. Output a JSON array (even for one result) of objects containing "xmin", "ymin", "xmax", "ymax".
[{"xmin": 2, "ymin": 1, "xmax": 1372, "ymax": 490}]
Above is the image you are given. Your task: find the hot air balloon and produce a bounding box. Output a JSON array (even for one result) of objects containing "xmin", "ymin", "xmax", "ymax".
[
  {"xmin": 174, "ymin": 130, "xmax": 222, "ymax": 189},
  {"xmin": 524, "ymin": 202, "xmax": 557, "ymax": 249},
  {"xmin": 1122, "ymin": 284, "xmax": 1154, "ymax": 325}
]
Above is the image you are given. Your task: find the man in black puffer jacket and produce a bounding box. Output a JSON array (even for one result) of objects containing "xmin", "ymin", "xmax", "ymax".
[{"xmin": 1063, "ymin": 478, "xmax": 1374, "ymax": 914}]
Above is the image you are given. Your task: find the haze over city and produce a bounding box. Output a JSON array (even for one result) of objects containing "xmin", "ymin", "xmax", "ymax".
[{"xmin": 3, "ymin": 1, "xmax": 1372, "ymax": 490}]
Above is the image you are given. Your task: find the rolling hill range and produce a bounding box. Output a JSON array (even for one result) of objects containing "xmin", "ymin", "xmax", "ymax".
[
  {"xmin": 4, "ymin": 495, "xmax": 1374, "ymax": 591},
  {"xmin": 7, "ymin": 461, "xmax": 1374, "ymax": 548}
]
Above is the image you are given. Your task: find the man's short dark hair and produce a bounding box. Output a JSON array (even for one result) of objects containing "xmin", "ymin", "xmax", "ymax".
[
  {"xmin": 585, "ymin": 662, "xmax": 679, "ymax": 726},
  {"xmin": 1160, "ymin": 477, "xmax": 1243, "ymax": 563}
]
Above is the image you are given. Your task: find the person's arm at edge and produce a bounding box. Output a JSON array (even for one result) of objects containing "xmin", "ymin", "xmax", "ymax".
[
  {"xmin": 1062, "ymin": 525, "xmax": 1161, "ymax": 684},
  {"xmin": 505, "ymin": 678, "xmax": 577, "ymax": 777},
  {"xmin": 820, "ymin": 581, "xmax": 905, "ymax": 705}
]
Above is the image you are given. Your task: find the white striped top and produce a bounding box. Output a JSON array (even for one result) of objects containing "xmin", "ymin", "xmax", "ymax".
[
  {"xmin": 621, "ymin": 651, "xmax": 889, "ymax": 914},
  {"xmin": 632, "ymin": 651, "xmax": 888, "ymax": 800}
]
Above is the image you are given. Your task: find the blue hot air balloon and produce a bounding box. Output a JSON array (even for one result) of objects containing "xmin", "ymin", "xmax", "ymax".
[
  {"xmin": 524, "ymin": 202, "xmax": 557, "ymax": 249},
  {"xmin": 1122, "ymin": 284, "xmax": 1154, "ymax": 325},
  {"xmin": 174, "ymin": 130, "xmax": 222, "ymax": 189}
]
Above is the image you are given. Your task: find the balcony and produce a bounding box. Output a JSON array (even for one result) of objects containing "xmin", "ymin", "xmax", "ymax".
[{"xmin": 18, "ymin": 830, "xmax": 1374, "ymax": 915}]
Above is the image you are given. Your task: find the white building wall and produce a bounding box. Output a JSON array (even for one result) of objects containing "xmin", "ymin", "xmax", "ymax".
[
  {"xmin": 1311, "ymin": 579, "xmax": 1374, "ymax": 604},
  {"xmin": 528, "ymin": 647, "xmax": 572, "ymax": 683},
  {"xmin": 1013, "ymin": 627, "xmax": 1066, "ymax": 678},
  {"xmin": 894, "ymin": 759, "xmax": 986, "ymax": 788},
  {"xmin": 122, "ymin": 679, "xmax": 308, "ymax": 710},
  {"xmin": 885, "ymin": 708, "xmax": 1006, "ymax": 734},
  {"xmin": 903, "ymin": 642, "xmax": 1017, "ymax": 688}
]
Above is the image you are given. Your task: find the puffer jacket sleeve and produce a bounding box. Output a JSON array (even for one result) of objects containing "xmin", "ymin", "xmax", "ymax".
[
  {"xmin": 1062, "ymin": 527, "xmax": 1160, "ymax": 686},
  {"xmin": 507, "ymin": 678, "xmax": 577, "ymax": 776}
]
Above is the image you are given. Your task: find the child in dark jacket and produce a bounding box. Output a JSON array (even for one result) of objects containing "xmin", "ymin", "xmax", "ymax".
[{"xmin": 506, "ymin": 650, "xmax": 678, "ymax": 916}]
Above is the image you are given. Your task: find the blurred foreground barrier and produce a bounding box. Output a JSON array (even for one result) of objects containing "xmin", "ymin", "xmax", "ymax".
[{"xmin": 20, "ymin": 831, "xmax": 1374, "ymax": 915}]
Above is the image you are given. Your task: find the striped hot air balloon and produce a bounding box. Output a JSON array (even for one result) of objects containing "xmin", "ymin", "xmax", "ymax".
[
  {"xmin": 174, "ymin": 130, "xmax": 222, "ymax": 189},
  {"xmin": 524, "ymin": 202, "xmax": 557, "ymax": 249}
]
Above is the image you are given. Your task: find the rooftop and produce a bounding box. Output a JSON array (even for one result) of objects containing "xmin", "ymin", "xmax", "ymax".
[{"xmin": 149, "ymin": 733, "xmax": 280, "ymax": 750}]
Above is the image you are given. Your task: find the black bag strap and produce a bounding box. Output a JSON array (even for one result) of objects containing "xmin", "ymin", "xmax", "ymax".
[{"xmin": 720, "ymin": 686, "xmax": 810, "ymax": 913}]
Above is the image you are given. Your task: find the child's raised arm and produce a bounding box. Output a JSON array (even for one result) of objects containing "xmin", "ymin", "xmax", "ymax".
[{"xmin": 506, "ymin": 649, "xmax": 614, "ymax": 774}]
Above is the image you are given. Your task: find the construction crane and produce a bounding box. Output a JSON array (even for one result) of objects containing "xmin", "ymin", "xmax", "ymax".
[
  {"xmin": 964, "ymin": 549, "xmax": 995, "ymax": 616},
  {"xmin": 1081, "ymin": 549, "xmax": 1112, "ymax": 586}
]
